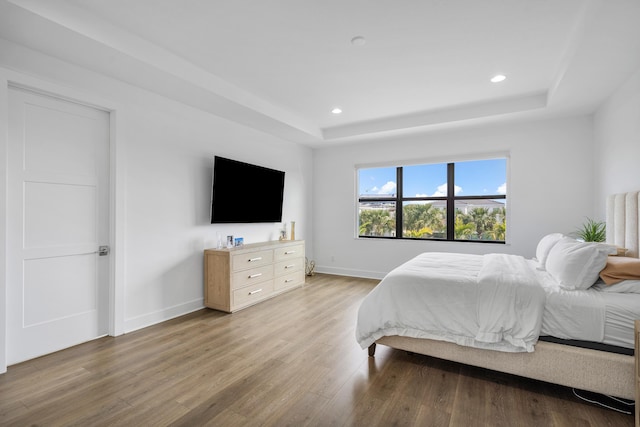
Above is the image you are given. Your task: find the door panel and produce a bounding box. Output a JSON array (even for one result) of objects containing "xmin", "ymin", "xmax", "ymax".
[
  {"xmin": 7, "ymin": 88, "xmax": 110, "ymax": 365},
  {"xmin": 24, "ymin": 254, "xmax": 97, "ymax": 326},
  {"xmin": 24, "ymin": 181, "xmax": 97, "ymax": 247}
]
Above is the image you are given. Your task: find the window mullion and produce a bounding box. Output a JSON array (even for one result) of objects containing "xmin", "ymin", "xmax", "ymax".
[
  {"xmin": 396, "ymin": 167, "xmax": 403, "ymax": 239},
  {"xmin": 447, "ymin": 163, "xmax": 455, "ymax": 241}
]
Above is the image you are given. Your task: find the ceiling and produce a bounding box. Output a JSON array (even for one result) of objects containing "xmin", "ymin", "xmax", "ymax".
[{"xmin": 1, "ymin": 0, "xmax": 639, "ymax": 147}]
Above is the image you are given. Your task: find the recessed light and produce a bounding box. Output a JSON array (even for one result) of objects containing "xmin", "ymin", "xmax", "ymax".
[
  {"xmin": 331, "ymin": 107, "xmax": 343, "ymax": 114},
  {"xmin": 491, "ymin": 74, "xmax": 506, "ymax": 83},
  {"xmin": 351, "ymin": 36, "xmax": 366, "ymax": 46}
]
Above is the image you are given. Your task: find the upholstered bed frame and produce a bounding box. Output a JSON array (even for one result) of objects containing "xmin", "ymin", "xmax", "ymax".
[{"xmin": 368, "ymin": 191, "xmax": 640, "ymax": 403}]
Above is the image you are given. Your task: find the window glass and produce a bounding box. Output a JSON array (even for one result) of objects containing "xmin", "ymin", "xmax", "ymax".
[
  {"xmin": 402, "ymin": 163, "xmax": 447, "ymax": 198},
  {"xmin": 402, "ymin": 201, "xmax": 446, "ymax": 239},
  {"xmin": 454, "ymin": 199, "xmax": 506, "ymax": 241},
  {"xmin": 358, "ymin": 201, "xmax": 396, "ymax": 237},
  {"xmin": 358, "ymin": 167, "xmax": 396, "ymax": 197},
  {"xmin": 454, "ymin": 158, "xmax": 507, "ymax": 197}
]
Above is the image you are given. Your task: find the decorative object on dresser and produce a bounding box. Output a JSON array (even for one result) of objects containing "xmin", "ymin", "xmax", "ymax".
[{"xmin": 204, "ymin": 240, "xmax": 305, "ymax": 313}]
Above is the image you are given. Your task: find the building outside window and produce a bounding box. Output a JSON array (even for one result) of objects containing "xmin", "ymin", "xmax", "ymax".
[{"xmin": 357, "ymin": 157, "xmax": 507, "ymax": 243}]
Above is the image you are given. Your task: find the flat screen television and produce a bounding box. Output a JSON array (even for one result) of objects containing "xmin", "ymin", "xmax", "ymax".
[{"xmin": 210, "ymin": 156, "xmax": 285, "ymax": 223}]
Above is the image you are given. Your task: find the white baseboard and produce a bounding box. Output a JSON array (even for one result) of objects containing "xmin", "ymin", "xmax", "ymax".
[
  {"xmin": 124, "ymin": 299, "xmax": 204, "ymax": 333},
  {"xmin": 313, "ymin": 265, "xmax": 386, "ymax": 280}
]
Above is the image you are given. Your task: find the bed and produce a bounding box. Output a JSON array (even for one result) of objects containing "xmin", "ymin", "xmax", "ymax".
[{"xmin": 356, "ymin": 191, "xmax": 640, "ymax": 404}]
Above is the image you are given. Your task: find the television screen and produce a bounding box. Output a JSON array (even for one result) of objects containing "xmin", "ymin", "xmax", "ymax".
[{"xmin": 210, "ymin": 156, "xmax": 285, "ymax": 223}]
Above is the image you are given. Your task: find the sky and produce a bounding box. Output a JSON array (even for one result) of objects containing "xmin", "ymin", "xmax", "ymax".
[{"xmin": 358, "ymin": 158, "xmax": 507, "ymax": 198}]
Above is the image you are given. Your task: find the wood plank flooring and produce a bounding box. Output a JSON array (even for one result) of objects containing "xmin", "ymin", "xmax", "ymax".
[{"xmin": 0, "ymin": 273, "xmax": 634, "ymax": 426}]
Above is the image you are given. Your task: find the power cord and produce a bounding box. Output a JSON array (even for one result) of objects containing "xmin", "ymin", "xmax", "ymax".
[{"xmin": 572, "ymin": 388, "xmax": 634, "ymax": 415}]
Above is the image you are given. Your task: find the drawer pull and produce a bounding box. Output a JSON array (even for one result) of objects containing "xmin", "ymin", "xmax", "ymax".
[
  {"xmin": 284, "ymin": 279, "xmax": 294, "ymax": 283},
  {"xmin": 248, "ymin": 288, "xmax": 263, "ymax": 295},
  {"xmin": 248, "ymin": 257, "xmax": 263, "ymax": 262},
  {"xmin": 284, "ymin": 250, "xmax": 296, "ymax": 255},
  {"xmin": 284, "ymin": 264, "xmax": 295, "ymax": 269},
  {"xmin": 248, "ymin": 273, "xmax": 263, "ymax": 279}
]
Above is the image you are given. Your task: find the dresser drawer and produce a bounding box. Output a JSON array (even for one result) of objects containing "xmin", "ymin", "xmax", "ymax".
[
  {"xmin": 274, "ymin": 244, "xmax": 304, "ymax": 261},
  {"xmin": 231, "ymin": 249, "xmax": 273, "ymax": 272},
  {"xmin": 274, "ymin": 257, "xmax": 303, "ymax": 277},
  {"xmin": 204, "ymin": 240, "xmax": 305, "ymax": 313},
  {"xmin": 232, "ymin": 265, "xmax": 273, "ymax": 289},
  {"xmin": 274, "ymin": 270, "xmax": 304, "ymax": 291},
  {"xmin": 233, "ymin": 280, "xmax": 274, "ymax": 307}
]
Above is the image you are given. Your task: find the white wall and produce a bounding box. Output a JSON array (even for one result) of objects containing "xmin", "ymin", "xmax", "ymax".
[
  {"xmin": 593, "ymin": 65, "xmax": 640, "ymax": 216},
  {"xmin": 312, "ymin": 116, "xmax": 595, "ymax": 278},
  {"xmin": 120, "ymin": 103, "xmax": 311, "ymax": 331},
  {"xmin": 0, "ymin": 38, "xmax": 313, "ymax": 356}
]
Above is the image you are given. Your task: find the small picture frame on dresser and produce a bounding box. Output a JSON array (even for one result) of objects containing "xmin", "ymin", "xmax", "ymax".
[{"xmin": 234, "ymin": 237, "xmax": 244, "ymax": 247}]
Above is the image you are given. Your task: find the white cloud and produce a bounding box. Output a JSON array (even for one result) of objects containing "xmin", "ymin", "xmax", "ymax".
[
  {"xmin": 379, "ymin": 181, "xmax": 397, "ymax": 194},
  {"xmin": 432, "ymin": 183, "xmax": 462, "ymax": 196},
  {"xmin": 497, "ymin": 182, "xmax": 507, "ymax": 194}
]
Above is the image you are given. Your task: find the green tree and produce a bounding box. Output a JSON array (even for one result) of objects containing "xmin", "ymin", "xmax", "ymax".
[
  {"xmin": 468, "ymin": 207, "xmax": 495, "ymax": 239},
  {"xmin": 454, "ymin": 216, "xmax": 475, "ymax": 239},
  {"xmin": 404, "ymin": 226, "xmax": 434, "ymax": 238},
  {"xmin": 403, "ymin": 203, "xmax": 445, "ymax": 237},
  {"xmin": 359, "ymin": 209, "xmax": 395, "ymax": 236},
  {"xmin": 490, "ymin": 221, "xmax": 506, "ymax": 241},
  {"xmin": 489, "ymin": 207, "xmax": 507, "ymax": 241}
]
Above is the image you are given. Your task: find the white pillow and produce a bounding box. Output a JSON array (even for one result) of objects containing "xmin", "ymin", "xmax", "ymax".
[
  {"xmin": 535, "ymin": 233, "xmax": 564, "ymax": 270},
  {"xmin": 545, "ymin": 237, "xmax": 612, "ymax": 290}
]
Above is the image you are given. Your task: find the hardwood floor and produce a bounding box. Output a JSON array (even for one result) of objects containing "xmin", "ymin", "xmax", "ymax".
[{"xmin": 0, "ymin": 273, "xmax": 634, "ymax": 426}]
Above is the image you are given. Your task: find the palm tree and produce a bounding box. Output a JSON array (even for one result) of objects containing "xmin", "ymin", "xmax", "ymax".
[
  {"xmin": 404, "ymin": 226, "xmax": 434, "ymax": 238},
  {"xmin": 468, "ymin": 207, "xmax": 495, "ymax": 239},
  {"xmin": 491, "ymin": 221, "xmax": 506, "ymax": 241},
  {"xmin": 454, "ymin": 217, "xmax": 475, "ymax": 239},
  {"xmin": 403, "ymin": 204, "xmax": 426, "ymax": 231},
  {"xmin": 359, "ymin": 209, "xmax": 395, "ymax": 236},
  {"xmin": 491, "ymin": 207, "xmax": 507, "ymax": 240},
  {"xmin": 403, "ymin": 203, "xmax": 445, "ymax": 237}
]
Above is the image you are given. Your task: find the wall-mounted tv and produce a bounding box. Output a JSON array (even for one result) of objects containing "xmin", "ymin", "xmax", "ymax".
[{"xmin": 210, "ymin": 156, "xmax": 285, "ymax": 223}]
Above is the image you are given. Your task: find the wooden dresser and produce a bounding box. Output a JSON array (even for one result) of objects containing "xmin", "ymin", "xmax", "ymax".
[{"xmin": 204, "ymin": 240, "xmax": 305, "ymax": 313}]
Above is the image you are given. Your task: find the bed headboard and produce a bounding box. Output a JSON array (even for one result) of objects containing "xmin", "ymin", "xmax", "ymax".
[{"xmin": 606, "ymin": 191, "xmax": 640, "ymax": 258}]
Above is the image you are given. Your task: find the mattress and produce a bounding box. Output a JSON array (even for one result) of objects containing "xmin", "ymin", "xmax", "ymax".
[
  {"xmin": 599, "ymin": 291, "xmax": 640, "ymax": 348},
  {"xmin": 356, "ymin": 252, "xmax": 548, "ymax": 353},
  {"xmin": 357, "ymin": 253, "xmax": 640, "ymax": 355},
  {"xmin": 533, "ymin": 260, "xmax": 640, "ymax": 350}
]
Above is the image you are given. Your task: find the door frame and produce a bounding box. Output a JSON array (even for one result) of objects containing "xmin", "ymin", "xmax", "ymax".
[{"xmin": 0, "ymin": 68, "xmax": 126, "ymax": 373}]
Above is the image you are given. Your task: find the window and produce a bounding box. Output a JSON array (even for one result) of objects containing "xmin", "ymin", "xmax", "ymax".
[{"xmin": 357, "ymin": 158, "xmax": 507, "ymax": 243}]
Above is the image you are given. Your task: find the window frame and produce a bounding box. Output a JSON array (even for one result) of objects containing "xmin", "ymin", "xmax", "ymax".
[{"xmin": 356, "ymin": 158, "xmax": 508, "ymax": 244}]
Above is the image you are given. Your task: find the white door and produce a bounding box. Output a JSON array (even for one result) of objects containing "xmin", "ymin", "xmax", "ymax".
[{"xmin": 7, "ymin": 87, "xmax": 110, "ymax": 365}]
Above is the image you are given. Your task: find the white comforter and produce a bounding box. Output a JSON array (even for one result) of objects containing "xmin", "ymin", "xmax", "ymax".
[{"xmin": 355, "ymin": 252, "xmax": 547, "ymax": 353}]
